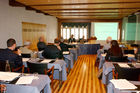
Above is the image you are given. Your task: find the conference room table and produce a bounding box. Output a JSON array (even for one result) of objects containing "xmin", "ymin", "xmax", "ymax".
[
  {"xmin": 69, "ymin": 48, "xmax": 78, "ymax": 61},
  {"xmin": 63, "ymin": 52, "xmax": 74, "ymax": 73},
  {"xmin": 107, "ymin": 81, "xmax": 140, "ymax": 93},
  {"xmin": 98, "ymin": 54, "xmax": 136, "ymax": 69},
  {"xmin": 102, "ymin": 62, "xmax": 140, "ymax": 85},
  {"xmin": 76, "ymin": 44, "xmax": 100, "ymax": 55},
  {"xmin": 0, "ymin": 72, "xmax": 51, "ymax": 93},
  {"xmin": 23, "ymin": 58, "xmax": 67, "ymax": 88}
]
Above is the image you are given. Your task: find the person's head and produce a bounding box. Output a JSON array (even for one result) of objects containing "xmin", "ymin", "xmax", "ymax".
[
  {"xmin": 82, "ymin": 36, "xmax": 85, "ymax": 39},
  {"xmin": 71, "ymin": 35, "xmax": 74, "ymax": 38},
  {"xmin": 54, "ymin": 38, "xmax": 60, "ymax": 45},
  {"xmin": 106, "ymin": 36, "xmax": 112, "ymax": 43},
  {"xmin": 7, "ymin": 38, "xmax": 16, "ymax": 50},
  {"xmin": 23, "ymin": 41, "xmax": 31, "ymax": 48},
  {"xmin": 39, "ymin": 36, "xmax": 45, "ymax": 42},
  {"xmin": 111, "ymin": 40, "xmax": 119, "ymax": 48}
]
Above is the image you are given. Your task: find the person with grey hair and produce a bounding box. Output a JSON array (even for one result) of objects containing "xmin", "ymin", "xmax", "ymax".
[
  {"xmin": 20, "ymin": 41, "xmax": 34, "ymax": 57},
  {"xmin": 97, "ymin": 36, "xmax": 112, "ymax": 59},
  {"xmin": 37, "ymin": 36, "xmax": 47, "ymax": 51}
]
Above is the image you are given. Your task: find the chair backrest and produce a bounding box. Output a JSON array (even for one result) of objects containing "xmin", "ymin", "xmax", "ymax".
[
  {"xmin": 114, "ymin": 64, "xmax": 140, "ymax": 81},
  {"xmin": 27, "ymin": 62, "xmax": 48, "ymax": 74},
  {"xmin": 124, "ymin": 50, "xmax": 134, "ymax": 54},
  {"xmin": 0, "ymin": 60, "xmax": 6, "ymax": 71},
  {"xmin": 110, "ymin": 56, "xmax": 128, "ymax": 62},
  {"xmin": 21, "ymin": 54, "xmax": 31, "ymax": 58}
]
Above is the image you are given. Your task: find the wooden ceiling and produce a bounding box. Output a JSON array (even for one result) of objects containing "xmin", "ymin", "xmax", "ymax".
[{"xmin": 15, "ymin": 0, "xmax": 140, "ymax": 19}]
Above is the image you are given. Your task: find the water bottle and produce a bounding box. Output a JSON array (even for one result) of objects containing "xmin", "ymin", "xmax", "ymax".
[{"xmin": 5, "ymin": 60, "xmax": 11, "ymax": 72}]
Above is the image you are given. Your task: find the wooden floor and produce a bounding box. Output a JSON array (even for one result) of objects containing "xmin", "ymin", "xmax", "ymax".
[{"xmin": 51, "ymin": 55, "xmax": 106, "ymax": 93}]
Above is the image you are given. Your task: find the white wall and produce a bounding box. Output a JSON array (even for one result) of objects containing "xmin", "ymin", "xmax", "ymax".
[{"xmin": 0, "ymin": 0, "xmax": 58, "ymax": 48}]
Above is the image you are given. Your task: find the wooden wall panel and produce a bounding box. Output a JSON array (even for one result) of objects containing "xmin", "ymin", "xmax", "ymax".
[{"xmin": 22, "ymin": 22, "xmax": 47, "ymax": 51}]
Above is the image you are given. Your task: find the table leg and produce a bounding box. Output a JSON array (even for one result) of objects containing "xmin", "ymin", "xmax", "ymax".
[
  {"xmin": 68, "ymin": 60, "xmax": 71, "ymax": 74},
  {"xmin": 59, "ymin": 71, "xmax": 62, "ymax": 90}
]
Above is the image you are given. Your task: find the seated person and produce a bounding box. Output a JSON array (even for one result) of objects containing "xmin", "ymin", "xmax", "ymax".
[
  {"xmin": 97, "ymin": 36, "xmax": 112, "ymax": 59},
  {"xmin": 0, "ymin": 38, "xmax": 23, "ymax": 69},
  {"xmin": 68, "ymin": 35, "xmax": 76, "ymax": 43},
  {"xmin": 78, "ymin": 36, "xmax": 87, "ymax": 44},
  {"xmin": 58, "ymin": 38, "xmax": 75, "ymax": 52},
  {"xmin": 37, "ymin": 36, "xmax": 47, "ymax": 51},
  {"xmin": 105, "ymin": 40, "xmax": 123, "ymax": 61},
  {"xmin": 20, "ymin": 41, "xmax": 34, "ymax": 58},
  {"xmin": 42, "ymin": 38, "xmax": 63, "ymax": 59}
]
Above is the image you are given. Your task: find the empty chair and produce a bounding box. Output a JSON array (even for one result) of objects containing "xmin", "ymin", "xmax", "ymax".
[
  {"xmin": 124, "ymin": 50, "xmax": 134, "ymax": 54},
  {"xmin": 109, "ymin": 56, "xmax": 128, "ymax": 62},
  {"xmin": 113, "ymin": 64, "xmax": 140, "ymax": 81},
  {"xmin": 21, "ymin": 53, "xmax": 31, "ymax": 58},
  {"xmin": 27, "ymin": 62, "xmax": 54, "ymax": 81}
]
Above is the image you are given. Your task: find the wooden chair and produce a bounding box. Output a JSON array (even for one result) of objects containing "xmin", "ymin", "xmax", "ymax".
[
  {"xmin": 9, "ymin": 62, "xmax": 25, "ymax": 73},
  {"xmin": 0, "ymin": 84, "xmax": 6, "ymax": 93},
  {"xmin": 0, "ymin": 60, "xmax": 24, "ymax": 73},
  {"xmin": 27, "ymin": 62, "xmax": 54, "ymax": 81}
]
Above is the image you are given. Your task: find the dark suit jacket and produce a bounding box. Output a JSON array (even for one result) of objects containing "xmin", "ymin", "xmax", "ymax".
[
  {"xmin": 68, "ymin": 38, "xmax": 76, "ymax": 43},
  {"xmin": 42, "ymin": 45, "xmax": 63, "ymax": 59},
  {"xmin": 37, "ymin": 42, "xmax": 46, "ymax": 51},
  {"xmin": 59, "ymin": 42, "xmax": 74, "ymax": 52},
  {"xmin": 0, "ymin": 48, "xmax": 23, "ymax": 68}
]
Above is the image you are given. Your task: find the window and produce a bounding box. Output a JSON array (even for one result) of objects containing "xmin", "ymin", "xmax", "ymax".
[
  {"xmin": 94, "ymin": 22, "xmax": 118, "ymax": 40},
  {"xmin": 61, "ymin": 26, "xmax": 88, "ymax": 40}
]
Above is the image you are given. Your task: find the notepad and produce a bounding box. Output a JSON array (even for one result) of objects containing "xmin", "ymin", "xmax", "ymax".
[
  {"xmin": 22, "ymin": 58, "xmax": 30, "ymax": 62},
  {"xmin": 118, "ymin": 63, "xmax": 130, "ymax": 68},
  {"xmin": 63, "ymin": 51, "xmax": 70, "ymax": 55},
  {"xmin": 16, "ymin": 76, "xmax": 34, "ymax": 85},
  {"xmin": 125, "ymin": 54, "xmax": 135, "ymax": 58},
  {"xmin": 41, "ymin": 59, "xmax": 52, "ymax": 63},
  {"xmin": 0, "ymin": 72, "xmax": 20, "ymax": 82},
  {"xmin": 110, "ymin": 79, "xmax": 137, "ymax": 90},
  {"xmin": 101, "ymin": 54, "xmax": 106, "ymax": 57}
]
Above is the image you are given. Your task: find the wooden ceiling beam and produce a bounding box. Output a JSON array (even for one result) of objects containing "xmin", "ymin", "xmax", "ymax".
[
  {"xmin": 29, "ymin": 2, "xmax": 140, "ymax": 6},
  {"xmin": 9, "ymin": 0, "xmax": 50, "ymax": 16},
  {"xmin": 42, "ymin": 8, "xmax": 140, "ymax": 11}
]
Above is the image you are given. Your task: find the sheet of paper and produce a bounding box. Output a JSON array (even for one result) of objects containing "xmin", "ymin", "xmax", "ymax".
[
  {"xmin": 63, "ymin": 51, "xmax": 70, "ymax": 55},
  {"xmin": 41, "ymin": 59, "xmax": 52, "ymax": 63},
  {"xmin": 101, "ymin": 54, "xmax": 106, "ymax": 57},
  {"xmin": 16, "ymin": 76, "xmax": 34, "ymax": 85},
  {"xmin": 118, "ymin": 63, "xmax": 130, "ymax": 68},
  {"xmin": 110, "ymin": 79, "xmax": 137, "ymax": 90},
  {"xmin": 125, "ymin": 54, "xmax": 135, "ymax": 58},
  {"xmin": 0, "ymin": 72, "xmax": 20, "ymax": 82},
  {"xmin": 22, "ymin": 58, "xmax": 30, "ymax": 62}
]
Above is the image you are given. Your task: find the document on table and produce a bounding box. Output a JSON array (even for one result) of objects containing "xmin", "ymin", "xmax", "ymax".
[
  {"xmin": 101, "ymin": 54, "xmax": 106, "ymax": 57},
  {"xmin": 124, "ymin": 54, "xmax": 135, "ymax": 58},
  {"xmin": 22, "ymin": 58, "xmax": 30, "ymax": 62},
  {"xmin": 110, "ymin": 79, "xmax": 137, "ymax": 90},
  {"xmin": 16, "ymin": 76, "xmax": 34, "ymax": 85},
  {"xmin": 63, "ymin": 51, "xmax": 70, "ymax": 55},
  {"xmin": 118, "ymin": 63, "xmax": 130, "ymax": 68},
  {"xmin": 41, "ymin": 59, "xmax": 52, "ymax": 63},
  {"xmin": 0, "ymin": 72, "xmax": 20, "ymax": 82}
]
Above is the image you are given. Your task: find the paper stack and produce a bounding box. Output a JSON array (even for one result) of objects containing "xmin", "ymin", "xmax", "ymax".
[
  {"xmin": 0, "ymin": 72, "xmax": 20, "ymax": 82},
  {"xmin": 110, "ymin": 79, "xmax": 137, "ymax": 90}
]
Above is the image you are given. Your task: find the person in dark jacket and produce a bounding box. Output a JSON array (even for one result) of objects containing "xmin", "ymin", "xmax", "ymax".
[
  {"xmin": 0, "ymin": 38, "xmax": 23, "ymax": 68},
  {"xmin": 68, "ymin": 35, "xmax": 76, "ymax": 43},
  {"xmin": 37, "ymin": 36, "xmax": 47, "ymax": 51},
  {"xmin": 105, "ymin": 40, "xmax": 123, "ymax": 61},
  {"xmin": 42, "ymin": 38, "xmax": 63, "ymax": 59}
]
